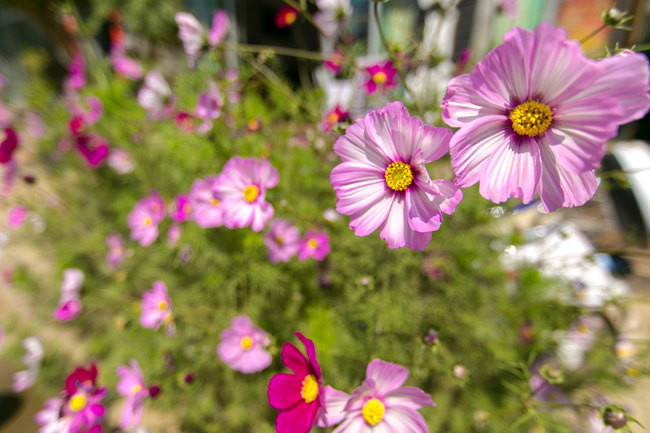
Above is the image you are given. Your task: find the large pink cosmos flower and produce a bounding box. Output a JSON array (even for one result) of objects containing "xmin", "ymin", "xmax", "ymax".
[
  {"xmin": 116, "ymin": 359, "xmax": 148, "ymax": 430},
  {"xmin": 127, "ymin": 192, "xmax": 166, "ymax": 247},
  {"xmin": 330, "ymin": 101, "xmax": 462, "ymax": 250},
  {"xmin": 189, "ymin": 176, "xmax": 223, "ymax": 228},
  {"xmin": 268, "ymin": 332, "xmax": 327, "ymax": 433},
  {"xmin": 333, "ymin": 359, "xmax": 435, "ymax": 433},
  {"xmin": 264, "ymin": 219, "xmax": 301, "ymax": 263},
  {"xmin": 214, "ymin": 157, "xmax": 279, "ymax": 232},
  {"xmin": 217, "ymin": 315, "xmax": 272, "ymax": 373},
  {"xmin": 140, "ymin": 280, "xmax": 173, "ymax": 331},
  {"xmin": 441, "ymin": 23, "xmax": 650, "ymax": 212}
]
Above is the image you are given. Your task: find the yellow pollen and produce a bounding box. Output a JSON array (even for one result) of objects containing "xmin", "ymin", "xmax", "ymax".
[
  {"xmin": 132, "ymin": 384, "xmax": 142, "ymax": 394},
  {"xmin": 509, "ymin": 100, "xmax": 552, "ymax": 137},
  {"xmin": 164, "ymin": 312, "xmax": 174, "ymax": 324},
  {"xmin": 243, "ymin": 185, "xmax": 259, "ymax": 203},
  {"xmin": 328, "ymin": 112, "xmax": 340, "ymax": 123},
  {"xmin": 69, "ymin": 393, "xmax": 87, "ymax": 412},
  {"xmin": 275, "ymin": 235, "xmax": 284, "ymax": 245},
  {"xmin": 285, "ymin": 11, "xmax": 297, "ymax": 24},
  {"xmin": 158, "ymin": 300, "xmax": 167, "ymax": 310},
  {"xmin": 362, "ymin": 398, "xmax": 385, "ymax": 426},
  {"xmin": 182, "ymin": 203, "xmax": 191, "ymax": 213},
  {"xmin": 384, "ymin": 161, "xmax": 414, "ymax": 191},
  {"xmin": 240, "ymin": 336, "xmax": 254, "ymax": 350},
  {"xmin": 373, "ymin": 71, "xmax": 387, "ymax": 84},
  {"xmin": 211, "ymin": 198, "xmax": 220, "ymax": 206},
  {"xmin": 300, "ymin": 374, "xmax": 319, "ymax": 403},
  {"xmin": 143, "ymin": 217, "xmax": 152, "ymax": 226},
  {"xmin": 307, "ymin": 239, "xmax": 318, "ymax": 249},
  {"xmin": 578, "ymin": 324, "xmax": 588, "ymax": 333}
]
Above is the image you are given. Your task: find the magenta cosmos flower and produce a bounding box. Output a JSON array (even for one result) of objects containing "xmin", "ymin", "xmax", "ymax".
[
  {"xmin": 264, "ymin": 219, "xmax": 301, "ymax": 263},
  {"xmin": 171, "ymin": 194, "xmax": 192, "ymax": 222},
  {"xmin": 189, "ymin": 175, "xmax": 223, "ymax": 228},
  {"xmin": 333, "ymin": 359, "xmax": 435, "ymax": 433},
  {"xmin": 321, "ymin": 105, "xmax": 349, "ymax": 132},
  {"xmin": 0, "ymin": 127, "xmax": 19, "ymax": 164},
  {"xmin": 128, "ymin": 191, "xmax": 166, "ymax": 247},
  {"xmin": 441, "ymin": 23, "xmax": 650, "ymax": 212},
  {"xmin": 140, "ymin": 280, "xmax": 173, "ymax": 331},
  {"xmin": 214, "ymin": 157, "xmax": 279, "ymax": 232},
  {"xmin": 298, "ymin": 231, "xmax": 330, "ymax": 261},
  {"xmin": 217, "ymin": 315, "xmax": 272, "ymax": 373},
  {"xmin": 268, "ymin": 332, "xmax": 326, "ymax": 433},
  {"xmin": 116, "ymin": 359, "xmax": 148, "ymax": 430},
  {"xmin": 364, "ymin": 61, "xmax": 398, "ymax": 95},
  {"xmin": 61, "ymin": 363, "xmax": 107, "ymax": 433},
  {"xmin": 330, "ymin": 101, "xmax": 462, "ymax": 250},
  {"xmin": 54, "ymin": 268, "xmax": 84, "ymax": 322},
  {"xmin": 7, "ymin": 204, "xmax": 28, "ymax": 229}
]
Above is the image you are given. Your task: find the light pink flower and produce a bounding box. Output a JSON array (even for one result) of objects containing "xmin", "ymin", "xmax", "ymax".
[
  {"xmin": 214, "ymin": 157, "xmax": 279, "ymax": 232},
  {"xmin": 264, "ymin": 219, "xmax": 301, "ymax": 263},
  {"xmin": 8, "ymin": 205, "xmax": 28, "ymax": 229},
  {"xmin": 333, "ymin": 359, "xmax": 435, "ymax": 433},
  {"xmin": 35, "ymin": 397, "xmax": 70, "ymax": 433},
  {"xmin": 111, "ymin": 52, "xmax": 143, "ymax": 80},
  {"xmin": 106, "ymin": 233, "xmax": 126, "ymax": 269},
  {"xmin": 196, "ymin": 82, "xmax": 223, "ymax": 120},
  {"xmin": 315, "ymin": 0, "xmax": 352, "ymax": 39},
  {"xmin": 176, "ymin": 12, "xmax": 205, "ymax": 68},
  {"xmin": 167, "ymin": 223, "xmax": 181, "ymax": 247},
  {"xmin": 140, "ymin": 280, "xmax": 173, "ymax": 330},
  {"xmin": 13, "ymin": 337, "xmax": 43, "ymax": 392},
  {"xmin": 127, "ymin": 192, "xmax": 166, "ymax": 247},
  {"xmin": 54, "ymin": 268, "xmax": 84, "ymax": 322},
  {"xmin": 208, "ymin": 10, "xmax": 229, "ymax": 48},
  {"xmin": 217, "ymin": 315, "xmax": 272, "ymax": 373},
  {"xmin": 363, "ymin": 61, "xmax": 398, "ymax": 95},
  {"xmin": 298, "ymin": 231, "xmax": 330, "ymax": 261},
  {"xmin": 330, "ymin": 101, "xmax": 461, "ymax": 250},
  {"xmin": 441, "ymin": 23, "xmax": 650, "ymax": 212},
  {"xmin": 116, "ymin": 359, "xmax": 148, "ymax": 430},
  {"xmin": 65, "ymin": 53, "xmax": 85, "ymax": 91},
  {"xmin": 137, "ymin": 71, "xmax": 175, "ymax": 119},
  {"xmin": 189, "ymin": 176, "xmax": 224, "ymax": 228},
  {"xmin": 107, "ymin": 148, "xmax": 135, "ymax": 174}
]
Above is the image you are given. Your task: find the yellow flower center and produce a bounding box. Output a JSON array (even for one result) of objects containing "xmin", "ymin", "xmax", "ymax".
[
  {"xmin": 132, "ymin": 384, "xmax": 142, "ymax": 394},
  {"xmin": 307, "ymin": 239, "xmax": 318, "ymax": 249},
  {"xmin": 384, "ymin": 161, "xmax": 413, "ymax": 191},
  {"xmin": 328, "ymin": 112, "xmax": 340, "ymax": 123},
  {"xmin": 362, "ymin": 398, "xmax": 385, "ymax": 426},
  {"xmin": 373, "ymin": 71, "xmax": 387, "ymax": 84},
  {"xmin": 69, "ymin": 393, "xmax": 87, "ymax": 412},
  {"xmin": 143, "ymin": 217, "xmax": 152, "ymax": 226},
  {"xmin": 275, "ymin": 235, "xmax": 284, "ymax": 245},
  {"xmin": 578, "ymin": 324, "xmax": 588, "ymax": 334},
  {"xmin": 240, "ymin": 336, "xmax": 254, "ymax": 350},
  {"xmin": 285, "ymin": 11, "xmax": 297, "ymax": 25},
  {"xmin": 211, "ymin": 198, "xmax": 220, "ymax": 207},
  {"xmin": 300, "ymin": 374, "xmax": 318, "ymax": 403},
  {"xmin": 182, "ymin": 203, "xmax": 191, "ymax": 214},
  {"xmin": 158, "ymin": 300, "xmax": 167, "ymax": 310},
  {"xmin": 243, "ymin": 185, "xmax": 259, "ymax": 203},
  {"xmin": 509, "ymin": 100, "xmax": 552, "ymax": 137}
]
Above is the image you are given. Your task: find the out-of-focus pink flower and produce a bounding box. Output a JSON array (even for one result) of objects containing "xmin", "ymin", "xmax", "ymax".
[
  {"xmin": 137, "ymin": 71, "xmax": 175, "ymax": 119},
  {"xmin": 196, "ymin": 82, "xmax": 223, "ymax": 120},
  {"xmin": 174, "ymin": 111, "xmax": 196, "ymax": 133},
  {"xmin": 167, "ymin": 223, "xmax": 181, "ymax": 247},
  {"xmin": 140, "ymin": 281, "xmax": 173, "ymax": 331},
  {"xmin": 298, "ymin": 231, "xmax": 330, "ymax": 261},
  {"xmin": 111, "ymin": 52, "xmax": 143, "ymax": 80},
  {"xmin": 65, "ymin": 53, "xmax": 86, "ymax": 91},
  {"xmin": 171, "ymin": 194, "xmax": 192, "ymax": 222},
  {"xmin": 217, "ymin": 315, "xmax": 272, "ymax": 373},
  {"xmin": 25, "ymin": 111, "xmax": 46, "ymax": 139},
  {"xmin": 13, "ymin": 337, "xmax": 43, "ymax": 392},
  {"xmin": 264, "ymin": 219, "xmax": 301, "ymax": 263},
  {"xmin": 275, "ymin": 5, "xmax": 299, "ymax": 29},
  {"xmin": 0, "ymin": 103, "xmax": 12, "ymax": 129},
  {"xmin": 315, "ymin": 0, "xmax": 353, "ymax": 40},
  {"xmin": 116, "ymin": 359, "xmax": 148, "ymax": 430},
  {"xmin": 209, "ymin": 10, "xmax": 229, "ymax": 48},
  {"xmin": 127, "ymin": 192, "xmax": 166, "ymax": 247},
  {"xmin": 62, "ymin": 364, "xmax": 107, "ymax": 433},
  {"xmin": 107, "ymin": 148, "xmax": 135, "ymax": 174},
  {"xmin": 106, "ymin": 233, "xmax": 126, "ymax": 269},
  {"xmin": 75, "ymin": 134, "xmax": 110, "ymax": 168},
  {"xmin": 454, "ymin": 48, "xmax": 471, "ymax": 75},
  {"xmin": 189, "ymin": 176, "xmax": 223, "ymax": 228},
  {"xmin": 0, "ymin": 127, "xmax": 19, "ymax": 164},
  {"xmin": 324, "ymin": 51, "xmax": 344, "ymax": 74},
  {"xmin": 363, "ymin": 61, "xmax": 398, "ymax": 95},
  {"xmin": 320, "ymin": 105, "xmax": 348, "ymax": 132},
  {"xmin": 2, "ymin": 159, "xmax": 17, "ymax": 196},
  {"xmin": 175, "ymin": 12, "xmax": 205, "ymax": 68},
  {"xmin": 35, "ymin": 397, "xmax": 70, "ymax": 433},
  {"xmin": 214, "ymin": 157, "xmax": 279, "ymax": 232},
  {"xmin": 8, "ymin": 205, "xmax": 28, "ymax": 229},
  {"xmin": 54, "ymin": 268, "xmax": 84, "ymax": 322}
]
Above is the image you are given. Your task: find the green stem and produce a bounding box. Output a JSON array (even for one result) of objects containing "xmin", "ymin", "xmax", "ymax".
[
  {"xmin": 224, "ymin": 42, "xmax": 326, "ymax": 62},
  {"xmin": 579, "ymin": 23, "xmax": 608, "ymax": 44}
]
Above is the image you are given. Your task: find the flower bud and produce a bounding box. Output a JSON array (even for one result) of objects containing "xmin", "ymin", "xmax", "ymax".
[{"xmin": 604, "ymin": 408, "xmax": 627, "ymax": 429}]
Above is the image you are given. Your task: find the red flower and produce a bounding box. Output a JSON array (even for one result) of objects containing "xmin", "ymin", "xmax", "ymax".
[
  {"xmin": 275, "ymin": 5, "xmax": 299, "ymax": 29},
  {"xmin": 0, "ymin": 128, "xmax": 19, "ymax": 164}
]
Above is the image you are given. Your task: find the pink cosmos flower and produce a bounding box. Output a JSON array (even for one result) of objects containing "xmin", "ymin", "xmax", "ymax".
[
  {"xmin": 62, "ymin": 364, "xmax": 107, "ymax": 433},
  {"xmin": 315, "ymin": 0, "xmax": 353, "ymax": 40},
  {"xmin": 54, "ymin": 268, "xmax": 84, "ymax": 322},
  {"xmin": 363, "ymin": 61, "xmax": 398, "ymax": 95},
  {"xmin": 107, "ymin": 148, "xmax": 135, "ymax": 174},
  {"xmin": 298, "ymin": 231, "xmax": 330, "ymax": 261},
  {"xmin": 13, "ymin": 337, "xmax": 43, "ymax": 392},
  {"xmin": 111, "ymin": 47, "xmax": 143, "ymax": 80},
  {"xmin": 189, "ymin": 176, "xmax": 223, "ymax": 228},
  {"xmin": 0, "ymin": 127, "xmax": 19, "ymax": 164},
  {"xmin": 264, "ymin": 219, "xmax": 301, "ymax": 263},
  {"xmin": 35, "ymin": 397, "xmax": 71, "ymax": 433},
  {"xmin": 167, "ymin": 223, "xmax": 181, "ymax": 247},
  {"xmin": 106, "ymin": 233, "xmax": 126, "ymax": 269},
  {"xmin": 441, "ymin": 23, "xmax": 650, "ymax": 212},
  {"xmin": 116, "ymin": 359, "xmax": 148, "ymax": 430},
  {"xmin": 214, "ymin": 157, "xmax": 279, "ymax": 232},
  {"xmin": 75, "ymin": 134, "xmax": 110, "ymax": 168},
  {"xmin": 320, "ymin": 105, "xmax": 349, "ymax": 132},
  {"xmin": 196, "ymin": 82, "xmax": 223, "ymax": 120},
  {"xmin": 175, "ymin": 12, "xmax": 205, "ymax": 68},
  {"xmin": 275, "ymin": 5, "xmax": 299, "ymax": 29},
  {"xmin": 325, "ymin": 51, "xmax": 344, "ymax": 74},
  {"xmin": 330, "ymin": 101, "xmax": 461, "ymax": 250},
  {"xmin": 127, "ymin": 192, "xmax": 165, "ymax": 247},
  {"xmin": 171, "ymin": 194, "xmax": 192, "ymax": 222},
  {"xmin": 65, "ymin": 53, "xmax": 85, "ymax": 91},
  {"xmin": 333, "ymin": 359, "xmax": 435, "ymax": 433},
  {"xmin": 140, "ymin": 280, "xmax": 173, "ymax": 331},
  {"xmin": 137, "ymin": 71, "xmax": 175, "ymax": 119},
  {"xmin": 268, "ymin": 332, "xmax": 326, "ymax": 433},
  {"xmin": 209, "ymin": 10, "xmax": 229, "ymax": 48},
  {"xmin": 175, "ymin": 111, "xmax": 196, "ymax": 133},
  {"xmin": 217, "ymin": 315, "xmax": 272, "ymax": 373},
  {"xmin": 8, "ymin": 205, "xmax": 28, "ymax": 229}
]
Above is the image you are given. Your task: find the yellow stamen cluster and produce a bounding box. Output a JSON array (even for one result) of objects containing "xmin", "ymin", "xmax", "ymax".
[
  {"xmin": 69, "ymin": 393, "xmax": 87, "ymax": 412},
  {"xmin": 307, "ymin": 239, "xmax": 318, "ymax": 249},
  {"xmin": 362, "ymin": 398, "xmax": 385, "ymax": 426},
  {"xmin": 384, "ymin": 161, "xmax": 414, "ymax": 191},
  {"xmin": 143, "ymin": 217, "xmax": 152, "ymax": 226},
  {"xmin": 240, "ymin": 336, "xmax": 254, "ymax": 350},
  {"xmin": 300, "ymin": 374, "xmax": 318, "ymax": 403},
  {"xmin": 211, "ymin": 198, "xmax": 220, "ymax": 207},
  {"xmin": 158, "ymin": 300, "xmax": 168, "ymax": 310},
  {"xmin": 132, "ymin": 384, "xmax": 142, "ymax": 394},
  {"xmin": 328, "ymin": 112, "xmax": 340, "ymax": 123},
  {"xmin": 285, "ymin": 11, "xmax": 297, "ymax": 25},
  {"xmin": 509, "ymin": 100, "xmax": 552, "ymax": 137},
  {"xmin": 243, "ymin": 185, "xmax": 259, "ymax": 203},
  {"xmin": 373, "ymin": 71, "xmax": 387, "ymax": 84}
]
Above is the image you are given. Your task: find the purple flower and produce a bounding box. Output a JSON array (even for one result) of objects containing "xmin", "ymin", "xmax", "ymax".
[
  {"xmin": 330, "ymin": 101, "xmax": 461, "ymax": 250},
  {"xmin": 75, "ymin": 134, "xmax": 109, "ymax": 168},
  {"xmin": 264, "ymin": 219, "xmax": 301, "ymax": 263},
  {"xmin": 65, "ymin": 53, "xmax": 85, "ymax": 91},
  {"xmin": 127, "ymin": 192, "xmax": 165, "ymax": 247},
  {"xmin": 106, "ymin": 233, "xmax": 126, "ymax": 269},
  {"xmin": 111, "ymin": 51, "xmax": 143, "ymax": 80},
  {"xmin": 208, "ymin": 10, "xmax": 229, "ymax": 48},
  {"xmin": 214, "ymin": 157, "xmax": 279, "ymax": 232},
  {"xmin": 217, "ymin": 315, "xmax": 272, "ymax": 373},
  {"xmin": 298, "ymin": 231, "xmax": 330, "ymax": 261},
  {"xmin": 333, "ymin": 359, "xmax": 435, "ymax": 433},
  {"xmin": 54, "ymin": 268, "xmax": 84, "ymax": 322},
  {"xmin": 441, "ymin": 23, "xmax": 650, "ymax": 212},
  {"xmin": 175, "ymin": 12, "xmax": 204, "ymax": 68},
  {"xmin": 7, "ymin": 204, "xmax": 28, "ymax": 229},
  {"xmin": 171, "ymin": 194, "xmax": 192, "ymax": 222},
  {"xmin": 137, "ymin": 71, "xmax": 175, "ymax": 119},
  {"xmin": 140, "ymin": 281, "xmax": 173, "ymax": 331},
  {"xmin": 189, "ymin": 176, "xmax": 224, "ymax": 228},
  {"xmin": 116, "ymin": 359, "xmax": 148, "ymax": 430}
]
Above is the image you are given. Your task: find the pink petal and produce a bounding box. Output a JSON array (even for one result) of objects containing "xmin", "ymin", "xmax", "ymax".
[
  {"xmin": 334, "ymin": 120, "xmax": 390, "ymax": 166},
  {"xmin": 275, "ymin": 400, "xmax": 319, "ymax": 433},
  {"xmin": 383, "ymin": 386, "xmax": 434, "ymax": 410},
  {"xmin": 268, "ymin": 373, "xmax": 303, "ymax": 410},
  {"xmin": 418, "ymin": 125, "xmax": 453, "ymax": 162},
  {"xmin": 406, "ymin": 188, "xmax": 442, "ymax": 233},
  {"xmin": 379, "ymin": 195, "xmax": 407, "ymax": 249},
  {"xmin": 349, "ymin": 193, "xmax": 393, "ymax": 237},
  {"xmin": 383, "ymin": 406, "xmax": 429, "ymax": 433},
  {"xmin": 366, "ymin": 359, "xmax": 409, "ymax": 395},
  {"xmin": 281, "ymin": 342, "xmax": 309, "ymax": 376},
  {"xmin": 316, "ymin": 385, "xmax": 350, "ymax": 428}
]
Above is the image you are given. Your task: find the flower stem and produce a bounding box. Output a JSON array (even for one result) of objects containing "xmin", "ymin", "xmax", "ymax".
[
  {"xmin": 224, "ymin": 42, "xmax": 326, "ymax": 62},
  {"xmin": 579, "ymin": 23, "xmax": 608, "ymax": 44}
]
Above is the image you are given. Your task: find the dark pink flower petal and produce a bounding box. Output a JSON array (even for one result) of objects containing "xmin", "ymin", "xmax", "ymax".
[{"xmin": 268, "ymin": 373, "xmax": 303, "ymax": 410}]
